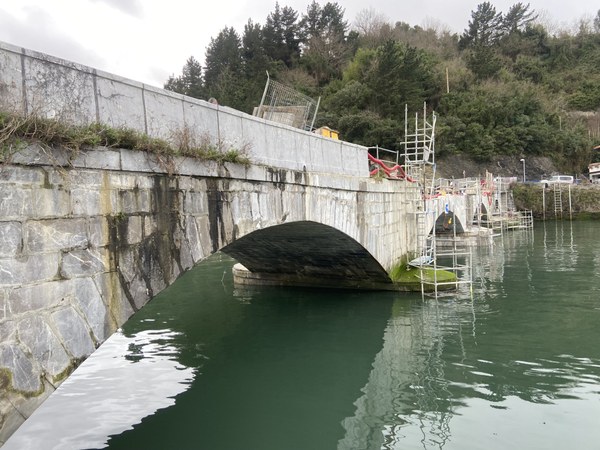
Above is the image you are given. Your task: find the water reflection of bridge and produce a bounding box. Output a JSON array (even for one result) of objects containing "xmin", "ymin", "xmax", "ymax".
[{"xmin": 336, "ymin": 231, "xmax": 529, "ymax": 450}]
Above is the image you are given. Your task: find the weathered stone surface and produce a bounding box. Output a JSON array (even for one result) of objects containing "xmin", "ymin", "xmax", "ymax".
[
  {"xmin": 0, "ymin": 253, "xmax": 59, "ymax": 286},
  {"xmin": 0, "ymin": 166, "xmax": 44, "ymax": 185},
  {"xmin": 0, "ymin": 320, "xmax": 15, "ymax": 341},
  {"xmin": 71, "ymin": 148, "xmax": 121, "ymax": 171},
  {"xmin": 60, "ymin": 248, "xmax": 107, "ymax": 278},
  {"xmin": 25, "ymin": 219, "xmax": 89, "ymax": 253},
  {"xmin": 9, "ymin": 144, "xmax": 70, "ymax": 167},
  {"xmin": 0, "ymin": 290, "xmax": 5, "ymax": 321},
  {"xmin": 183, "ymin": 191, "xmax": 208, "ymax": 215},
  {"xmin": 49, "ymin": 168, "xmax": 104, "ymax": 188},
  {"xmin": 17, "ymin": 316, "xmax": 71, "ymax": 378},
  {"xmin": 0, "ymin": 343, "xmax": 41, "ymax": 392},
  {"xmin": 7, "ymin": 279, "xmax": 71, "ymax": 315},
  {"xmin": 0, "ymin": 222, "xmax": 22, "ymax": 257},
  {"xmin": 93, "ymin": 272, "xmax": 133, "ymax": 328},
  {"xmin": 0, "ymin": 44, "xmax": 24, "ymax": 113},
  {"xmin": 71, "ymin": 188, "xmax": 102, "ymax": 216},
  {"xmin": 51, "ymin": 307, "xmax": 95, "ymax": 359},
  {"xmin": 87, "ymin": 216, "xmax": 109, "ymax": 248},
  {"xmin": 120, "ymin": 150, "xmax": 163, "ymax": 173},
  {"xmin": 126, "ymin": 216, "xmax": 143, "ymax": 244},
  {"xmin": 143, "ymin": 216, "xmax": 157, "ymax": 237},
  {"xmin": 0, "ymin": 186, "xmax": 34, "ymax": 219},
  {"xmin": 32, "ymin": 188, "xmax": 71, "ymax": 218},
  {"xmin": 73, "ymin": 277, "xmax": 109, "ymax": 342},
  {"xmin": 95, "ymin": 76, "xmax": 146, "ymax": 132},
  {"xmin": 24, "ymin": 52, "xmax": 96, "ymax": 125}
]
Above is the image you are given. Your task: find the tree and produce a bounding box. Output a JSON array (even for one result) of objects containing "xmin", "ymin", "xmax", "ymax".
[
  {"xmin": 263, "ymin": 3, "xmax": 301, "ymax": 68},
  {"xmin": 300, "ymin": 2, "xmax": 350, "ymax": 85},
  {"xmin": 501, "ymin": 3, "xmax": 537, "ymax": 34},
  {"xmin": 164, "ymin": 56, "xmax": 205, "ymax": 99},
  {"xmin": 204, "ymin": 27, "xmax": 245, "ymax": 108},
  {"xmin": 594, "ymin": 10, "xmax": 600, "ymax": 33},
  {"xmin": 241, "ymin": 20, "xmax": 272, "ymax": 111},
  {"xmin": 459, "ymin": 2, "xmax": 503, "ymax": 49}
]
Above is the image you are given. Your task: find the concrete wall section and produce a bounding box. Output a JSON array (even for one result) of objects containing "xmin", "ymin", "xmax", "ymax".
[{"xmin": 0, "ymin": 40, "xmax": 369, "ymax": 177}]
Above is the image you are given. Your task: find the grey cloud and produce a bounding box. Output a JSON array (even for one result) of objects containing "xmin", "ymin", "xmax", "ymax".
[
  {"xmin": 0, "ymin": 6, "xmax": 106, "ymax": 69},
  {"xmin": 89, "ymin": 0, "xmax": 144, "ymax": 17}
]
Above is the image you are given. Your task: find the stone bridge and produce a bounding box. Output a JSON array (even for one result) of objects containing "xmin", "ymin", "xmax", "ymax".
[{"xmin": 0, "ymin": 40, "xmax": 478, "ymax": 443}]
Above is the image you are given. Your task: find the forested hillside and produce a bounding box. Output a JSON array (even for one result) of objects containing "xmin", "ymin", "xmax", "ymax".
[{"xmin": 165, "ymin": 1, "xmax": 600, "ymax": 173}]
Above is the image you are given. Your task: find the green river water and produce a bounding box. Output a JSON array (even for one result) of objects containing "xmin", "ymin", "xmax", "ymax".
[{"xmin": 5, "ymin": 220, "xmax": 600, "ymax": 449}]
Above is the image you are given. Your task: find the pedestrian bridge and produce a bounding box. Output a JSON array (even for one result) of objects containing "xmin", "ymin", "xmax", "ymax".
[{"xmin": 0, "ymin": 40, "xmax": 480, "ymax": 443}]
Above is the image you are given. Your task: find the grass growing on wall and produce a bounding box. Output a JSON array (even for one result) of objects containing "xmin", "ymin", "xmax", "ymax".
[{"xmin": 0, "ymin": 111, "xmax": 250, "ymax": 166}]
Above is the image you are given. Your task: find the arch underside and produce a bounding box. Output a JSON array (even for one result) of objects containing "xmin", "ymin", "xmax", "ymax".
[
  {"xmin": 221, "ymin": 221, "xmax": 393, "ymax": 290},
  {"xmin": 434, "ymin": 211, "xmax": 465, "ymax": 234}
]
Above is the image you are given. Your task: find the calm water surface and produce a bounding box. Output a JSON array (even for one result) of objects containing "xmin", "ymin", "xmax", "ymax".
[{"xmin": 6, "ymin": 221, "xmax": 600, "ymax": 449}]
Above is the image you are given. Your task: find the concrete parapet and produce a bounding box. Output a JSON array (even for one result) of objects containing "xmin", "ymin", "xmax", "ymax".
[{"xmin": 0, "ymin": 40, "xmax": 369, "ymax": 178}]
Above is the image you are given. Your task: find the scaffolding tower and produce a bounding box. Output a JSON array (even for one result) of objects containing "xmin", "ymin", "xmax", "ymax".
[{"xmin": 403, "ymin": 104, "xmax": 473, "ymax": 299}]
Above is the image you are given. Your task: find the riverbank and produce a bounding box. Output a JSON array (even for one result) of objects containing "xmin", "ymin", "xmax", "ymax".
[{"xmin": 512, "ymin": 183, "xmax": 600, "ymax": 219}]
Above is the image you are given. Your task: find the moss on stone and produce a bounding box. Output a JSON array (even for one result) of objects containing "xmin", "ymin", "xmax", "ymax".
[{"xmin": 388, "ymin": 259, "xmax": 457, "ymax": 291}]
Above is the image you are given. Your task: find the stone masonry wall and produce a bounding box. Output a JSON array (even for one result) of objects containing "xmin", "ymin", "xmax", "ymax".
[{"xmin": 0, "ymin": 145, "xmax": 418, "ymax": 443}]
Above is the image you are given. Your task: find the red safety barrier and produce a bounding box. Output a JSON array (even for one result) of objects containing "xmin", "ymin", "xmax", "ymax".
[{"xmin": 367, "ymin": 153, "xmax": 416, "ymax": 182}]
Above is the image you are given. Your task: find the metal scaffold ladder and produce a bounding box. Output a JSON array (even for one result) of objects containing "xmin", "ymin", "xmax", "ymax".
[{"xmin": 553, "ymin": 183, "xmax": 563, "ymax": 219}]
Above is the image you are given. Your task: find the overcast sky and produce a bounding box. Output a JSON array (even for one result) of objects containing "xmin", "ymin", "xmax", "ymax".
[{"xmin": 0, "ymin": 1, "xmax": 597, "ymax": 88}]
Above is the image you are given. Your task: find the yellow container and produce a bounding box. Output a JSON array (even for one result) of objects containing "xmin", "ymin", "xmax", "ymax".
[{"xmin": 314, "ymin": 126, "xmax": 339, "ymax": 140}]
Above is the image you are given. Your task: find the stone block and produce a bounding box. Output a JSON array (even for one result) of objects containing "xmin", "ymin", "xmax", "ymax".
[
  {"xmin": 120, "ymin": 149, "xmax": 163, "ymax": 173},
  {"xmin": 71, "ymin": 188, "xmax": 102, "ymax": 216},
  {"xmin": 183, "ymin": 191, "xmax": 207, "ymax": 215},
  {"xmin": 0, "ymin": 320, "xmax": 15, "ymax": 342},
  {"xmin": 144, "ymin": 86, "xmax": 185, "ymax": 140},
  {"xmin": 0, "ymin": 185, "xmax": 34, "ymax": 219},
  {"xmin": 0, "ymin": 166, "xmax": 44, "ymax": 185},
  {"xmin": 0, "ymin": 222, "xmax": 22, "ymax": 257},
  {"xmin": 0, "ymin": 253, "xmax": 59, "ymax": 286},
  {"xmin": 177, "ymin": 158, "xmax": 219, "ymax": 178},
  {"xmin": 70, "ymin": 148, "xmax": 121, "ymax": 171},
  {"xmin": 51, "ymin": 169, "xmax": 104, "ymax": 188},
  {"xmin": 183, "ymin": 99, "xmax": 219, "ymax": 139},
  {"xmin": 93, "ymin": 272, "xmax": 133, "ymax": 328},
  {"xmin": 25, "ymin": 218, "xmax": 88, "ymax": 253},
  {"xmin": 23, "ymin": 53, "xmax": 96, "ymax": 125},
  {"xmin": 128, "ymin": 274, "xmax": 150, "ymax": 310},
  {"xmin": 87, "ymin": 216, "xmax": 109, "ymax": 248},
  {"xmin": 0, "ymin": 342, "xmax": 41, "ymax": 392},
  {"xmin": 32, "ymin": 188, "xmax": 71, "ymax": 218},
  {"xmin": 60, "ymin": 248, "xmax": 108, "ymax": 279},
  {"xmin": 51, "ymin": 307, "xmax": 95, "ymax": 359},
  {"xmin": 73, "ymin": 277, "xmax": 109, "ymax": 342},
  {"xmin": 17, "ymin": 316, "xmax": 71, "ymax": 378},
  {"xmin": 7, "ymin": 279, "xmax": 71, "ymax": 315},
  {"xmin": 117, "ymin": 248, "xmax": 137, "ymax": 284},
  {"xmin": 127, "ymin": 216, "xmax": 143, "ymax": 244},
  {"xmin": 143, "ymin": 215, "xmax": 157, "ymax": 238},
  {"xmin": 0, "ymin": 44, "xmax": 24, "ymax": 113},
  {"xmin": 95, "ymin": 75, "xmax": 146, "ymax": 132},
  {"xmin": 10, "ymin": 144, "xmax": 70, "ymax": 167}
]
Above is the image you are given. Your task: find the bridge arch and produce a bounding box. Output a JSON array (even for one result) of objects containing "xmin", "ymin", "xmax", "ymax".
[
  {"xmin": 434, "ymin": 210, "xmax": 465, "ymax": 234},
  {"xmin": 222, "ymin": 221, "xmax": 393, "ymax": 290}
]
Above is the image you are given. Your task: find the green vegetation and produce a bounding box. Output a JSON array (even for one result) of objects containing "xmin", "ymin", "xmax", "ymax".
[
  {"xmin": 388, "ymin": 258, "xmax": 457, "ymax": 291},
  {"xmin": 0, "ymin": 111, "xmax": 250, "ymax": 166},
  {"xmin": 165, "ymin": 1, "xmax": 600, "ymax": 172},
  {"xmin": 513, "ymin": 183, "xmax": 600, "ymax": 218}
]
